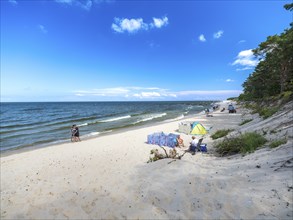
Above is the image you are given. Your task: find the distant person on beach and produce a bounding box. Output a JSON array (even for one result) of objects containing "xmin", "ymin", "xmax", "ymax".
[
  {"xmin": 176, "ymin": 135, "xmax": 184, "ymax": 148},
  {"xmin": 71, "ymin": 125, "xmax": 77, "ymax": 142},
  {"xmin": 205, "ymin": 108, "xmax": 213, "ymax": 117},
  {"xmin": 71, "ymin": 125, "xmax": 81, "ymax": 142},
  {"xmin": 74, "ymin": 126, "xmax": 81, "ymax": 142}
]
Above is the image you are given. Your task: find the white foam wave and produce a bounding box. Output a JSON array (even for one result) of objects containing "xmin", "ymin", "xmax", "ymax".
[
  {"xmin": 78, "ymin": 123, "xmax": 88, "ymax": 127},
  {"xmin": 84, "ymin": 130, "xmax": 113, "ymax": 138},
  {"xmin": 89, "ymin": 132, "xmax": 100, "ymax": 136},
  {"xmin": 100, "ymin": 115, "xmax": 131, "ymax": 122},
  {"xmin": 134, "ymin": 113, "xmax": 167, "ymax": 124},
  {"xmin": 164, "ymin": 114, "xmax": 184, "ymax": 122}
]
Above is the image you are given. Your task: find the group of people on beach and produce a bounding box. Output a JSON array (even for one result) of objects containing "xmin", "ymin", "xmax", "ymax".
[
  {"xmin": 71, "ymin": 125, "xmax": 81, "ymax": 142},
  {"xmin": 176, "ymin": 135, "xmax": 199, "ymax": 151}
]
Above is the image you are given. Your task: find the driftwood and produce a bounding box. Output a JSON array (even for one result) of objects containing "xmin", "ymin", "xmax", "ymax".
[{"xmin": 147, "ymin": 146, "xmax": 187, "ymax": 163}]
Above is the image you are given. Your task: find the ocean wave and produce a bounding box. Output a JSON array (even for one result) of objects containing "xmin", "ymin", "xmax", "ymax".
[
  {"xmin": 133, "ymin": 113, "xmax": 167, "ymax": 124},
  {"xmin": 83, "ymin": 130, "xmax": 113, "ymax": 138},
  {"xmin": 22, "ymin": 107, "xmax": 44, "ymax": 112},
  {"xmin": 78, "ymin": 123, "xmax": 88, "ymax": 127},
  {"xmin": 88, "ymin": 132, "xmax": 100, "ymax": 136},
  {"xmin": 99, "ymin": 115, "xmax": 131, "ymax": 122},
  {"xmin": 164, "ymin": 114, "xmax": 184, "ymax": 122}
]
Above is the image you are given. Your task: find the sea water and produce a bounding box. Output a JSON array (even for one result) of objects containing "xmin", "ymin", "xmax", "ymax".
[{"xmin": 0, "ymin": 101, "xmax": 214, "ymax": 152}]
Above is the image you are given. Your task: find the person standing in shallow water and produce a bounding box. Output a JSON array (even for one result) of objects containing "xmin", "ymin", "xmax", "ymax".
[
  {"xmin": 71, "ymin": 125, "xmax": 81, "ymax": 142},
  {"xmin": 74, "ymin": 126, "xmax": 81, "ymax": 142},
  {"xmin": 71, "ymin": 125, "xmax": 77, "ymax": 142}
]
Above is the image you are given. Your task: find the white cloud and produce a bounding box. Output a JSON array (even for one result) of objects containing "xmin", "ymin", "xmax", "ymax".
[
  {"xmin": 38, "ymin": 25, "xmax": 48, "ymax": 34},
  {"xmin": 199, "ymin": 34, "xmax": 206, "ymax": 42},
  {"xmin": 74, "ymin": 87, "xmax": 242, "ymax": 100},
  {"xmin": 213, "ymin": 30, "xmax": 224, "ymax": 39},
  {"xmin": 232, "ymin": 49, "xmax": 258, "ymax": 68},
  {"xmin": 134, "ymin": 92, "xmax": 161, "ymax": 99},
  {"xmin": 112, "ymin": 16, "xmax": 169, "ymax": 34},
  {"xmin": 78, "ymin": 0, "xmax": 92, "ymax": 10},
  {"xmin": 236, "ymin": 67, "xmax": 253, "ymax": 71},
  {"xmin": 151, "ymin": 16, "xmax": 168, "ymax": 28},
  {"xmin": 225, "ymin": 79, "xmax": 234, "ymax": 82},
  {"xmin": 176, "ymin": 90, "xmax": 241, "ymax": 96},
  {"xmin": 238, "ymin": 40, "xmax": 246, "ymax": 44},
  {"xmin": 112, "ymin": 18, "xmax": 148, "ymax": 33},
  {"xmin": 8, "ymin": 0, "xmax": 18, "ymax": 5},
  {"xmin": 55, "ymin": 0, "xmax": 73, "ymax": 3},
  {"xmin": 55, "ymin": 0, "xmax": 108, "ymax": 10}
]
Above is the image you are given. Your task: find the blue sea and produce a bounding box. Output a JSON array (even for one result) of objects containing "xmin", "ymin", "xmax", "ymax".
[{"xmin": 0, "ymin": 101, "xmax": 214, "ymax": 152}]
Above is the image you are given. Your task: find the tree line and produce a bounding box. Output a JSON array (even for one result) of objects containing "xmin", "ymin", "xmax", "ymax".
[{"xmin": 239, "ymin": 3, "xmax": 293, "ymax": 102}]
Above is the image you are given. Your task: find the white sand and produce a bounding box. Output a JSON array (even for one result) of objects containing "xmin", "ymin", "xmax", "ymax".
[{"xmin": 1, "ymin": 101, "xmax": 292, "ymax": 219}]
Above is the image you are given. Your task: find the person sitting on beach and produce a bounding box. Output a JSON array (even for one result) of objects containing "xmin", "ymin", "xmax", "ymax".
[
  {"xmin": 176, "ymin": 135, "xmax": 184, "ymax": 148},
  {"xmin": 189, "ymin": 136, "xmax": 198, "ymax": 152}
]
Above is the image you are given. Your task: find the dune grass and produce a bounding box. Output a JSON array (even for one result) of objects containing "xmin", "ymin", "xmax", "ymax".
[
  {"xmin": 211, "ymin": 129, "xmax": 234, "ymax": 140},
  {"xmin": 270, "ymin": 139, "xmax": 287, "ymax": 148},
  {"xmin": 239, "ymin": 119, "xmax": 253, "ymax": 125},
  {"xmin": 214, "ymin": 132, "xmax": 267, "ymax": 156}
]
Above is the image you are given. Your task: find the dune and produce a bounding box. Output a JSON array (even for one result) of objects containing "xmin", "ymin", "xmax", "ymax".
[{"xmin": 1, "ymin": 101, "xmax": 292, "ymax": 219}]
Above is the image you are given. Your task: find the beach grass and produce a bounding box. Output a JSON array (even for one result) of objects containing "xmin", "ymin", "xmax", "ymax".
[
  {"xmin": 211, "ymin": 129, "xmax": 234, "ymax": 140},
  {"xmin": 270, "ymin": 139, "xmax": 287, "ymax": 148},
  {"xmin": 239, "ymin": 119, "xmax": 253, "ymax": 125},
  {"xmin": 214, "ymin": 132, "xmax": 267, "ymax": 156}
]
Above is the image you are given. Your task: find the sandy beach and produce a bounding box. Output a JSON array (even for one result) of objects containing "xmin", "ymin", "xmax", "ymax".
[{"xmin": 1, "ymin": 101, "xmax": 292, "ymax": 219}]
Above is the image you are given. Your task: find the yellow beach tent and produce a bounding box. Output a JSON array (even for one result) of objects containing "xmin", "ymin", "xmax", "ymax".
[{"xmin": 190, "ymin": 122, "xmax": 207, "ymax": 135}]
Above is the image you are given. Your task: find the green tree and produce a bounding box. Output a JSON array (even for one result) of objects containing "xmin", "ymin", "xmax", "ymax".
[{"xmin": 240, "ymin": 4, "xmax": 293, "ymax": 101}]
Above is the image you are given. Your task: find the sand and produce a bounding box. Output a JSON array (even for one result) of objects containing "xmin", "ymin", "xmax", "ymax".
[{"xmin": 1, "ymin": 101, "xmax": 292, "ymax": 219}]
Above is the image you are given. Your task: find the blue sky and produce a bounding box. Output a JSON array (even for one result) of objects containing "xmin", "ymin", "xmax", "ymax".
[{"xmin": 1, "ymin": 0, "xmax": 292, "ymax": 101}]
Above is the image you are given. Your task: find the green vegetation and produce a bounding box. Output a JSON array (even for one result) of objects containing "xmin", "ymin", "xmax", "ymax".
[
  {"xmin": 211, "ymin": 129, "xmax": 234, "ymax": 140},
  {"xmin": 227, "ymin": 97, "xmax": 238, "ymax": 101},
  {"xmin": 214, "ymin": 132, "xmax": 267, "ymax": 156},
  {"xmin": 239, "ymin": 119, "xmax": 253, "ymax": 125},
  {"xmin": 270, "ymin": 139, "xmax": 287, "ymax": 148},
  {"xmin": 238, "ymin": 4, "xmax": 293, "ymax": 107},
  {"xmin": 259, "ymin": 107, "xmax": 279, "ymax": 119},
  {"xmin": 242, "ymin": 102, "xmax": 279, "ymax": 119}
]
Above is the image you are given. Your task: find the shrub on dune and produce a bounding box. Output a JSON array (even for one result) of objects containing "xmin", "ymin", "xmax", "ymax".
[
  {"xmin": 211, "ymin": 129, "xmax": 234, "ymax": 140},
  {"xmin": 214, "ymin": 132, "xmax": 267, "ymax": 156}
]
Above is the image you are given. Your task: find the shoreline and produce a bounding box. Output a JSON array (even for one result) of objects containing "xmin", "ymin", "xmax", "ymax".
[
  {"xmin": 0, "ymin": 100, "xmax": 216, "ymax": 154},
  {"xmin": 1, "ymin": 100, "xmax": 292, "ymax": 219},
  {"xmin": 0, "ymin": 108, "xmax": 209, "ymax": 158}
]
